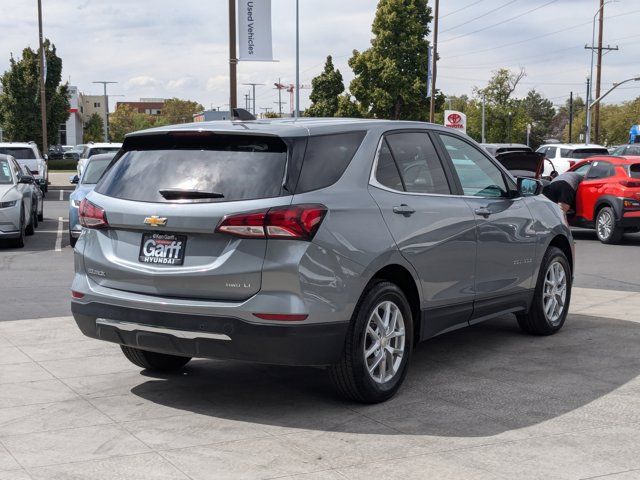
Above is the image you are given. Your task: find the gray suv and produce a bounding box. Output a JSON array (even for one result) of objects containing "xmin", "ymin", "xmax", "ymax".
[{"xmin": 71, "ymin": 119, "xmax": 574, "ymax": 403}]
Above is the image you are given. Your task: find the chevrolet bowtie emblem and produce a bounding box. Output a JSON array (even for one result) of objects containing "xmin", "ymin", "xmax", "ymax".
[{"xmin": 144, "ymin": 216, "xmax": 168, "ymax": 227}]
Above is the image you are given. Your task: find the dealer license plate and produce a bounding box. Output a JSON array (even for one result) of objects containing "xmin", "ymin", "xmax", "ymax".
[{"xmin": 139, "ymin": 233, "xmax": 187, "ymax": 265}]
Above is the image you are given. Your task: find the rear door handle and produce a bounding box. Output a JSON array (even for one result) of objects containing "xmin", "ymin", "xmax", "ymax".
[
  {"xmin": 393, "ymin": 204, "xmax": 416, "ymax": 215},
  {"xmin": 474, "ymin": 207, "xmax": 492, "ymax": 218}
]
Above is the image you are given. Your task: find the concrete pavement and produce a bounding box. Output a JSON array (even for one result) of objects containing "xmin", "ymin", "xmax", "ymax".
[{"xmin": 0, "ymin": 288, "xmax": 639, "ymax": 480}]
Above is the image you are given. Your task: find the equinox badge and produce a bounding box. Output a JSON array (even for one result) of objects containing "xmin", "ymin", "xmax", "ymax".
[{"xmin": 144, "ymin": 216, "xmax": 168, "ymax": 227}]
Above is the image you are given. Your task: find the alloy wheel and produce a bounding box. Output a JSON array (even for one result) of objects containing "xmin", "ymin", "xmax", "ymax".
[
  {"xmin": 597, "ymin": 210, "xmax": 613, "ymax": 240},
  {"xmin": 363, "ymin": 300, "xmax": 406, "ymax": 384},
  {"xmin": 543, "ymin": 261, "xmax": 567, "ymax": 325}
]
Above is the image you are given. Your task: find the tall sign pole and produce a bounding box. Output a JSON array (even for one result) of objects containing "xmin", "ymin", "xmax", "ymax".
[
  {"xmin": 429, "ymin": 0, "xmax": 439, "ymax": 123},
  {"xmin": 229, "ymin": 0, "xmax": 238, "ymax": 113},
  {"xmin": 594, "ymin": 0, "xmax": 604, "ymax": 144},
  {"xmin": 37, "ymin": 0, "xmax": 48, "ymax": 152},
  {"xmin": 92, "ymin": 81, "xmax": 117, "ymax": 142},
  {"xmin": 295, "ymin": 0, "xmax": 300, "ymax": 118}
]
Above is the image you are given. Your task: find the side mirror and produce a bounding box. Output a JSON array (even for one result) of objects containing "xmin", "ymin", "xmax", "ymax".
[
  {"xmin": 517, "ymin": 177, "xmax": 542, "ymax": 197},
  {"xmin": 69, "ymin": 175, "xmax": 79, "ymax": 184}
]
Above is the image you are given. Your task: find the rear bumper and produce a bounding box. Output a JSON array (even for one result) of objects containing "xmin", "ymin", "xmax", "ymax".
[{"xmin": 71, "ymin": 301, "xmax": 348, "ymax": 366}]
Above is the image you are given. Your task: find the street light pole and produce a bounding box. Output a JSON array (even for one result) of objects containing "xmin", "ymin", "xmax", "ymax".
[
  {"xmin": 295, "ymin": 0, "xmax": 300, "ymax": 118},
  {"xmin": 242, "ymin": 83, "xmax": 265, "ymax": 116},
  {"xmin": 589, "ymin": 76, "xmax": 640, "ymax": 109},
  {"xmin": 229, "ymin": 0, "xmax": 238, "ymax": 113},
  {"xmin": 92, "ymin": 81, "xmax": 117, "ymax": 142},
  {"xmin": 429, "ymin": 0, "xmax": 439, "ymax": 123},
  {"xmin": 37, "ymin": 0, "xmax": 48, "ymax": 153}
]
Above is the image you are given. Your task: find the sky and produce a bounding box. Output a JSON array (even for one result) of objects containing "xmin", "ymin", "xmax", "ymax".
[{"xmin": 0, "ymin": 0, "xmax": 639, "ymax": 113}]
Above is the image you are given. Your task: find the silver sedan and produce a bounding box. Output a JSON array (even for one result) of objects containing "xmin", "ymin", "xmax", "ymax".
[{"xmin": 0, "ymin": 154, "xmax": 35, "ymax": 248}]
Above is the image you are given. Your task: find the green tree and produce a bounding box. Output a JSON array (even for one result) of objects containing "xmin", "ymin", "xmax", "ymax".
[
  {"xmin": 306, "ymin": 56, "xmax": 345, "ymax": 117},
  {"xmin": 336, "ymin": 94, "xmax": 364, "ymax": 118},
  {"xmin": 109, "ymin": 105, "xmax": 157, "ymax": 142},
  {"xmin": 348, "ymin": 0, "xmax": 432, "ymax": 120},
  {"xmin": 0, "ymin": 39, "xmax": 70, "ymax": 150},
  {"xmin": 83, "ymin": 112, "xmax": 104, "ymax": 143},
  {"xmin": 521, "ymin": 90, "xmax": 555, "ymax": 148},
  {"xmin": 159, "ymin": 98, "xmax": 204, "ymax": 124}
]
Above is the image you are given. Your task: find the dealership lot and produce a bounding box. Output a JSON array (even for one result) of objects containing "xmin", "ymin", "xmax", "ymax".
[{"xmin": 0, "ymin": 195, "xmax": 639, "ymax": 479}]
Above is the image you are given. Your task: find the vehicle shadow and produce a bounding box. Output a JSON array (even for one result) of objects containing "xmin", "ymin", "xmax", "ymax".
[
  {"xmin": 0, "ymin": 218, "xmax": 69, "ymax": 253},
  {"xmin": 572, "ymin": 228, "xmax": 640, "ymax": 245},
  {"xmin": 130, "ymin": 313, "xmax": 640, "ymax": 437}
]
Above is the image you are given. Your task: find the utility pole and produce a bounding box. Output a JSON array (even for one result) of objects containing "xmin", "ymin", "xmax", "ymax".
[
  {"xmin": 37, "ymin": 0, "xmax": 48, "ymax": 153},
  {"xmin": 481, "ymin": 95, "xmax": 486, "ymax": 143},
  {"xmin": 92, "ymin": 81, "xmax": 117, "ymax": 142},
  {"xmin": 429, "ymin": 0, "xmax": 439, "ymax": 123},
  {"xmin": 276, "ymin": 77, "xmax": 284, "ymax": 117},
  {"xmin": 242, "ymin": 83, "xmax": 264, "ymax": 116},
  {"xmin": 229, "ymin": 0, "xmax": 237, "ymax": 113},
  {"xmin": 244, "ymin": 93, "xmax": 250, "ymax": 111},
  {"xmin": 568, "ymin": 91, "xmax": 574, "ymax": 143},
  {"xmin": 260, "ymin": 107, "xmax": 272, "ymax": 118}
]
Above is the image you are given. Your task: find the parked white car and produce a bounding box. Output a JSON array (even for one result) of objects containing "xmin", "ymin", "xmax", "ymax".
[
  {"xmin": 0, "ymin": 142, "xmax": 48, "ymax": 194},
  {"xmin": 77, "ymin": 143, "xmax": 122, "ymax": 177},
  {"xmin": 536, "ymin": 143, "xmax": 609, "ymax": 176},
  {"xmin": 0, "ymin": 154, "xmax": 36, "ymax": 248}
]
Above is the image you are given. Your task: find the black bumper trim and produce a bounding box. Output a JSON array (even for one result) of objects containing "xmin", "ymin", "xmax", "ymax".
[{"xmin": 71, "ymin": 302, "xmax": 348, "ymax": 366}]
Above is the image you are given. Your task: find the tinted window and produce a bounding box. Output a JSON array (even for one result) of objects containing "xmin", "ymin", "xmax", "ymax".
[
  {"xmin": 629, "ymin": 164, "xmax": 640, "ymax": 179},
  {"xmin": 439, "ymin": 134, "xmax": 508, "ymax": 198},
  {"xmin": 560, "ymin": 148, "xmax": 571, "ymax": 157},
  {"xmin": 572, "ymin": 162, "xmax": 592, "ymax": 175},
  {"xmin": 0, "ymin": 160, "xmax": 13, "ymax": 184},
  {"xmin": 88, "ymin": 147, "xmax": 120, "ymax": 158},
  {"xmin": 295, "ymin": 132, "xmax": 365, "ymax": 193},
  {"xmin": 0, "ymin": 147, "xmax": 35, "ymax": 160},
  {"xmin": 570, "ymin": 148, "xmax": 609, "ymax": 159},
  {"xmin": 546, "ymin": 147, "xmax": 557, "ymax": 158},
  {"xmin": 375, "ymin": 140, "xmax": 404, "ymax": 191},
  {"xmin": 625, "ymin": 146, "xmax": 640, "ymax": 156},
  {"xmin": 586, "ymin": 161, "xmax": 614, "ymax": 179},
  {"xmin": 96, "ymin": 135, "xmax": 288, "ymax": 203},
  {"xmin": 81, "ymin": 158, "xmax": 112, "ymax": 184},
  {"xmin": 384, "ymin": 133, "xmax": 450, "ymax": 194}
]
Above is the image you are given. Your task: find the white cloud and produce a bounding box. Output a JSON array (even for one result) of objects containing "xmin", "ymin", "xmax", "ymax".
[
  {"xmin": 124, "ymin": 76, "xmax": 162, "ymax": 89},
  {"xmin": 167, "ymin": 76, "xmax": 198, "ymax": 90}
]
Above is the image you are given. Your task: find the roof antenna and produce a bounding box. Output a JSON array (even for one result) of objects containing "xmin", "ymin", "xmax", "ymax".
[{"xmin": 233, "ymin": 108, "xmax": 256, "ymax": 121}]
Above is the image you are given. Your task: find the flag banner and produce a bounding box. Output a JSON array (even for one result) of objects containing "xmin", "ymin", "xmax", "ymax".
[
  {"xmin": 238, "ymin": 0, "xmax": 274, "ymax": 61},
  {"xmin": 444, "ymin": 110, "xmax": 467, "ymax": 134}
]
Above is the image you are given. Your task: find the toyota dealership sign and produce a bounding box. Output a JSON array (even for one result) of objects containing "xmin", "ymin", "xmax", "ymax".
[{"xmin": 444, "ymin": 110, "xmax": 467, "ymax": 134}]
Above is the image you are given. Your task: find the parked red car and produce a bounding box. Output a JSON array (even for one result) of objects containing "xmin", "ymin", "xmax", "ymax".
[{"xmin": 567, "ymin": 155, "xmax": 640, "ymax": 243}]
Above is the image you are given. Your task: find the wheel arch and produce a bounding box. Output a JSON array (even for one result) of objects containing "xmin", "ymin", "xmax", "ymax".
[
  {"xmin": 548, "ymin": 234, "xmax": 573, "ymax": 273},
  {"xmin": 594, "ymin": 196, "xmax": 623, "ymax": 222}
]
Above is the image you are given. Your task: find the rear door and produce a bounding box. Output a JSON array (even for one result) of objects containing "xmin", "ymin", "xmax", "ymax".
[
  {"xmin": 368, "ymin": 131, "xmax": 477, "ymax": 338},
  {"xmin": 82, "ymin": 132, "xmax": 292, "ymax": 301},
  {"xmin": 436, "ymin": 133, "xmax": 538, "ymax": 321},
  {"xmin": 576, "ymin": 160, "xmax": 615, "ymax": 221}
]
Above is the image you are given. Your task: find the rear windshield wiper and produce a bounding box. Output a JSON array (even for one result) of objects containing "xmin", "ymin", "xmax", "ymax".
[{"xmin": 159, "ymin": 189, "xmax": 225, "ymax": 200}]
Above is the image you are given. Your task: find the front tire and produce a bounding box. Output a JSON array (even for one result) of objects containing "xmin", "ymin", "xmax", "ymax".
[
  {"xmin": 10, "ymin": 208, "xmax": 26, "ymax": 248},
  {"xmin": 69, "ymin": 231, "xmax": 77, "ymax": 248},
  {"xmin": 517, "ymin": 246, "xmax": 571, "ymax": 335},
  {"xmin": 26, "ymin": 208, "xmax": 35, "ymax": 236},
  {"xmin": 329, "ymin": 281, "xmax": 413, "ymax": 403},
  {"xmin": 596, "ymin": 206, "xmax": 623, "ymax": 244},
  {"xmin": 120, "ymin": 345, "xmax": 191, "ymax": 371}
]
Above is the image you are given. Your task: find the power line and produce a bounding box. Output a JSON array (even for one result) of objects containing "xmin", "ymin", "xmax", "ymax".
[
  {"xmin": 441, "ymin": 0, "xmax": 485, "ymax": 19},
  {"xmin": 440, "ymin": 0, "xmax": 559, "ymax": 44},
  {"xmin": 440, "ymin": 0, "xmax": 520, "ymax": 33}
]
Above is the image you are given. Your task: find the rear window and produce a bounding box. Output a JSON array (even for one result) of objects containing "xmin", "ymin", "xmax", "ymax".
[
  {"xmin": 81, "ymin": 158, "xmax": 112, "ymax": 184},
  {"xmin": 87, "ymin": 147, "xmax": 120, "ymax": 158},
  {"xmin": 630, "ymin": 164, "xmax": 640, "ymax": 179},
  {"xmin": 570, "ymin": 148, "xmax": 609, "ymax": 159},
  {"xmin": 295, "ymin": 132, "xmax": 365, "ymax": 193},
  {"xmin": 0, "ymin": 147, "xmax": 35, "ymax": 160},
  {"xmin": 95, "ymin": 134, "xmax": 288, "ymax": 203}
]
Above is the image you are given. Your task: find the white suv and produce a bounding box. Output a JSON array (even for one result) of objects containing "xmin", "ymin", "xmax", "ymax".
[
  {"xmin": 537, "ymin": 143, "xmax": 609, "ymax": 176},
  {"xmin": 0, "ymin": 142, "xmax": 48, "ymax": 194},
  {"xmin": 77, "ymin": 143, "xmax": 122, "ymax": 177}
]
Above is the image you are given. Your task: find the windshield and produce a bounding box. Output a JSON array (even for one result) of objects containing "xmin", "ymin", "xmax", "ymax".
[
  {"xmin": 0, "ymin": 147, "xmax": 36, "ymax": 160},
  {"xmin": 0, "ymin": 160, "xmax": 13, "ymax": 184},
  {"xmin": 87, "ymin": 147, "xmax": 120, "ymax": 158},
  {"xmin": 81, "ymin": 158, "xmax": 112, "ymax": 184},
  {"xmin": 96, "ymin": 134, "xmax": 288, "ymax": 203},
  {"xmin": 570, "ymin": 148, "xmax": 609, "ymax": 159}
]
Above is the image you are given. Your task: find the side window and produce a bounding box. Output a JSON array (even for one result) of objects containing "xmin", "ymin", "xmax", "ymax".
[
  {"xmin": 560, "ymin": 148, "xmax": 571, "ymax": 157},
  {"xmin": 586, "ymin": 161, "xmax": 613, "ymax": 179},
  {"xmin": 546, "ymin": 147, "xmax": 558, "ymax": 158},
  {"xmin": 375, "ymin": 139, "xmax": 404, "ymax": 191},
  {"xmin": 439, "ymin": 134, "xmax": 509, "ymax": 198},
  {"xmin": 572, "ymin": 162, "xmax": 592, "ymax": 176},
  {"xmin": 295, "ymin": 131, "xmax": 366, "ymax": 193},
  {"xmin": 384, "ymin": 132, "xmax": 451, "ymax": 194}
]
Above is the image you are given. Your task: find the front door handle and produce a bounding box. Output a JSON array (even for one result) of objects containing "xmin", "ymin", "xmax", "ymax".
[
  {"xmin": 393, "ymin": 204, "xmax": 416, "ymax": 215},
  {"xmin": 474, "ymin": 207, "xmax": 492, "ymax": 218}
]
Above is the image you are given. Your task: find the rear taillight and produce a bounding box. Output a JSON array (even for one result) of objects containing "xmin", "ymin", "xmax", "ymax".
[
  {"xmin": 620, "ymin": 180, "xmax": 640, "ymax": 188},
  {"xmin": 79, "ymin": 198, "xmax": 108, "ymax": 228},
  {"xmin": 567, "ymin": 160, "xmax": 576, "ymax": 168},
  {"xmin": 216, "ymin": 204, "xmax": 327, "ymax": 241}
]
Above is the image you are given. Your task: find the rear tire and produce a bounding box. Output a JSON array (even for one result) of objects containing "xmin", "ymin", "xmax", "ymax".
[
  {"xmin": 69, "ymin": 232, "xmax": 77, "ymax": 248},
  {"xmin": 120, "ymin": 345, "xmax": 191, "ymax": 371},
  {"xmin": 596, "ymin": 206, "xmax": 623, "ymax": 244},
  {"xmin": 329, "ymin": 281, "xmax": 413, "ymax": 403},
  {"xmin": 517, "ymin": 246, "xmax": 571, "ymax": 336}
]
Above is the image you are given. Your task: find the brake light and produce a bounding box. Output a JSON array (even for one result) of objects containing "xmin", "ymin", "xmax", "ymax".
[
  {"xmin": 79, "ymin": 198, "xmax": 108, "ymax": 228},
  {"xmin": 71, "ymin": 290, "xmax": 85, "ymax": 299},
  {"xmin": 620, "ymin": 180, "xmax": 640, "ymax": 188},
  {"xmin": 216, "ymin": 204, "xmax": 327, "ymax": 241}
]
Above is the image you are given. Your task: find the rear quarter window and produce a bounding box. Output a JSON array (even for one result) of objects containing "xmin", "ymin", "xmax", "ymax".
[
  {"xmin": 629, "ymin": 164, "xmax": 640, "ymax": 179},
  {"xmin": 295, "ymin": 132, "xmax": 366, "ymax": 193}
]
